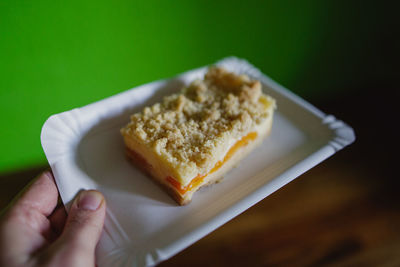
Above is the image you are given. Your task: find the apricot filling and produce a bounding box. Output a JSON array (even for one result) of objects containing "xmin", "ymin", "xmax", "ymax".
[{"xmin": 166, "ymin": 132, "xmax": 258, "ymax": 194}]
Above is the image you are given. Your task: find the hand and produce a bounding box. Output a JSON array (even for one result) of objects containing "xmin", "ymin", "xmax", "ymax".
[{"xmin": 0, "ymin": 171, "xmax": 106, "ymax": 267}]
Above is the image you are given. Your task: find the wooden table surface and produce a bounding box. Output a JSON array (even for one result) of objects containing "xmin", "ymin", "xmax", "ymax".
[{"xmin": 1, "ymin": 88, "xmax": 399, "ymax": 266}]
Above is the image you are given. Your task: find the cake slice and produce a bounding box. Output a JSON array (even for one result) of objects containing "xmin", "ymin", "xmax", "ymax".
[{"xmin": 121, "ymin": 67, "xmax": 276, "ymax": 205}]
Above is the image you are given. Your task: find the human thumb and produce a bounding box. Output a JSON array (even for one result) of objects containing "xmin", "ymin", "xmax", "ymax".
[{"xmin": 54, "ymin": 190, "xmax": 106, "ymax": 266}]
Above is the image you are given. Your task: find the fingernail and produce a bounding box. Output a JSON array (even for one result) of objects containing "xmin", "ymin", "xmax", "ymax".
[{"xmin": 78, "ymin": 190, "xmax": 103, "ymax": 211}]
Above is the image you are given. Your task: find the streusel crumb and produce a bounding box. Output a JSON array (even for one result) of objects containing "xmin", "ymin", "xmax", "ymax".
[{"xmin": 121, "ymin": 67, "xmax": 276, "ymax": 180}]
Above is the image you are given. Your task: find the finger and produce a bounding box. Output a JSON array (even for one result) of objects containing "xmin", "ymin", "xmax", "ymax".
[
  {"xmin": 48, "ymin": 204, "xmax": 67, "ymax": 239},
  {"xmin": 13, "ymin": 170, "xmax": 59, "ymax": 217},
  {"xmin": 0, "ymin": 171, "xmax": 59, "ymax": 265},
  {"xmin": 53, "ymin": 190, "xmax": 106, "ymax": 266}
]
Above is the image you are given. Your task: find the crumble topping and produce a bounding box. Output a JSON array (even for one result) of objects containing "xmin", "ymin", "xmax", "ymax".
[{"xmin": 121, "ymin": 67, "xmax": 276, "ymax": 179}]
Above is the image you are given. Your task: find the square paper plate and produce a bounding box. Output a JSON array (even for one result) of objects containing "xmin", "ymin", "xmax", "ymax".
[{"xmin": 41, "ymin": 57, "xmax": 355, "ymax": 267}]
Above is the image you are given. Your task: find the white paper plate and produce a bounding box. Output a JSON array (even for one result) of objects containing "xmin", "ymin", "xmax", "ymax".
[{"xmin": 41, "ymin": 57, "xmax": 355, "ymax": 267}]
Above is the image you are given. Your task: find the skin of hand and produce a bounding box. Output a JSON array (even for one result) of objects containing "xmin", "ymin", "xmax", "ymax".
[{"xmin": 0, "ymin": 170, "xmax": 106, "ymax": 267}]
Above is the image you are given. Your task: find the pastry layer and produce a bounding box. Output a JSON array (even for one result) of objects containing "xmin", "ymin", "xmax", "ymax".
[
  {"xmin": 121, "ymin": 67, "xmax": 276, "ymax": 205},
  {"xmin": 125, "ymin": 112, "xmax": 272, "ymax": 205}
]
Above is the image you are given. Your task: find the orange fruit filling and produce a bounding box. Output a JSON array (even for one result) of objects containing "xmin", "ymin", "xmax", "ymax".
[{"xmin": 167, "ymin": 132, "xmax": 258, "ymax": 194}]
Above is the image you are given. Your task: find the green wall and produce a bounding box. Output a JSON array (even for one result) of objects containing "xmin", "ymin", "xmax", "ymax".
[{"xmin": 0, "ymin": 1, "xmax": 392, "ymax": 173}]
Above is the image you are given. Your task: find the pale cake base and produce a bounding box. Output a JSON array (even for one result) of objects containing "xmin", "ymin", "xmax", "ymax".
[
  {"xmin": 121, "ymin": 67, "xmax": 276, "ymax": 205},
  {"xmin": 125, "ymin": 115, "xmax": 273, "ymax": 205}
]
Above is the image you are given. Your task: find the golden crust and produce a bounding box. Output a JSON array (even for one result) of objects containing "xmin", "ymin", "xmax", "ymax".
[
  {"xmin": 125, "ymin": 148, "xmax": 189, "ymax": 205},
  {"xmin": 121, "ymin": 67, "xmax": 276, "ymax": 186}
]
